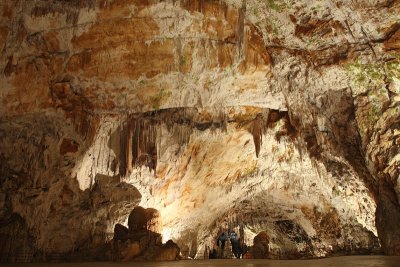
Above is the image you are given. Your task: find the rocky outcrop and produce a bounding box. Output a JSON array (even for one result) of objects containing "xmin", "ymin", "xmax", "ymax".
[
  {"xmin": 251, "ymin": 231, "xmax": 270, "ymax": 259},
  {"xmin": 0, "ymin": 0, "xmax": 400, "ymax": 261},
  {"xmin": 0, "ymin": 114, "xmax": 141, "ymax": 261},
  {"xmin": 111, "ymin": 206, "xmax": 180, "ymax": 261},
  {"xmin": 0, "ymin": 214, "xmax": 35, "ymax": 262}
]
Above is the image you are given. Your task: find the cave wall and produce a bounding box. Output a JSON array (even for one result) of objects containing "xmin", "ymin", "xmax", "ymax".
[
  {"xmin": 0, "ymin": 0, "xmax": 400, "ymax": 261},
  {"xmin": 0, "ymin": 114, "xmax": 141, "ymax": 260}
]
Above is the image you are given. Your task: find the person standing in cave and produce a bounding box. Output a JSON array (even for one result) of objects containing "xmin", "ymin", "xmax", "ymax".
[
  {"xmin": 208, "ymin": 245, "xmax": 218, "ymax": 259},
  {"xmin": 230, "ymin": 232, "xmax": 241, "ymax": 258},
  {"xmin": 241, "ymin": 242, "xmax": 248, "ymax": 259},
  {"xmin": 238, "ymin": 224, "xmax": 247, "ymax": 258},
  {"xmin": 217, "ymin": 232, "xmax": 228, "ymax": 258}
]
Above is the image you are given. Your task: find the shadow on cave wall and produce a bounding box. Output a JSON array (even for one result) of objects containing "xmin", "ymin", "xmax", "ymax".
[
  {"xmin": 0, "ymin": 114, "xmax": 142, "ymax": 262},
  {"xmin": 293, "ymin": 88, "xmax": 400, "ymax": 255}
]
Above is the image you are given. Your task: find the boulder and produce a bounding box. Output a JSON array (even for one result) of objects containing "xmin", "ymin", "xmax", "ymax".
[
  {"xmin": 145, "ymin": 208, "xmax": 161, "ymax": 233},
  {"xmin": 121, "ymin": 241, "xmax": 141, "ymax": 261},
  {"xmin": 128, "ymin": 206, "xmax": 148, "ymax": 232},
  {"xmin": 127, "ymin": 206, "xmax": 161, "ymax": 233},
  {"xmin": 113, "ymin": 224, "xmax": 129, "ymax": 241},
  {"xmin": 153, "ymin": 240, "xmax": 181, "ymax": 261},
  {"xmin": 252, "ymin": 231, "xmax": 269, "ymax": 259},
  {"xmin": 138, "ymin": 231, "xmax": 162, "ymax": 251}
]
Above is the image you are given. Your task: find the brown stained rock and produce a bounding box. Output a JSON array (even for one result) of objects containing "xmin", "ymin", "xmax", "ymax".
[
  {"xmin": 51, "ymin": 82, "xmax": 86, "ymax": 110},
  {"xmin": 68, "ymin": 38, "xmax": 176, "ymax": 80},
  {"xmin": 226, "ymin": 5, "xmax": 240, "ymax": 29},
  {"xmin": 44, "ymin": 31, "xmax": 60, "ymax": 53},
  {"xmin": 154, "ymin": 240, "xmax": 181, "ymax": 261},
  {"xmin": 202, "ymin": 0, "xmax": 228, "ymax": 19},
  {"xmin": 60, "ymin": 184, "xmax": 74, "ymax": 206},
  {"xmin": 252, "ymin": 114, "xmax": 265, "ymax": 158},
  {"xmin": 0, "ymin": 26, "xmax": 8, "ymax": 49},
  {"xmin": 179, "ymin": 0, "xmax": 201, "ymax": 13},
  {"xmin": 3, "ymin": 56, "xmax": 15, "ymax": 77},
  {"xmin": 295, "ymin": 19, "xmax": 345, "ymax": 38},
  {"xmin": 180, "ymin": 40, "xmax": 194, "ymax": 73},
  {"xmin": 97, "ymin": 0, "xmax": 137, "ymax": 19},
  {"xmin": 252, "ymin": 231, "xmax": 270, "ymax": 259},
  {"xmin": 269, "ymin": 43, "xmax": 352, "ymax": 67},
  {"xmin": 116, "ymin": 207, "xmax": 165, "ymax": 261},
  {"xmin": 3, "ymin": 0, "xmax": 274, "ymax": 119},
  {"xmin": 128, "ymin": 206, "xmax": 148, "ymax": 232},
  {"xmin": 308, "ymin": 44, "xmax": 350, "ymax": 66},
  {"xmin": 69, "ymin": 12, "xmax": 175, "ymax": 79},
  {"xmin": 351, "ymin": 0, "xmax": 396, "ymax": 8},
  {"xmin": 239, "ymin": 24, "xmax": 271, "ymax": 74},
  {"xmin": 376, "ymin": 182, "xmax": 400, "ymax": 255},
  {"xmin": 301, "ymin": 205, "xmax": 341, "ymax": 241},
  {"xmin": 66, "ymin": 50, "xmax": 92, "ymax": 72},
  {"xmin": 384, "ymin": 27, "xmax": 400, "ymax": 51},
  {"xmin": 182, "ymin": 0, "xmax": 235, "ymax": 24},
  {"xmin": 50, "ymin": 81, "xmax": 101, "ymax": 139},
  {"xmin": 217, "ymin": 42, "xmax": 236, "ymax": 69},
  {"xmin": 0, "ymin": 214, "xmax": 35, "ymax": 262},
  {"xmin": 114, "ymin": 224, "xmax": 129, "ymax": 241},
  {"xmin": 145, "ymin": 208, "xmax": 161, "ymax": 233},
  {"xmin": 121, "ymin": 241, "xmax": 141, "ymax": 261},
  {"xmin": 16, "ymin": 20, "xmax": 27, "ymax": 45},
  {"xmin": 71, "ymin": 17, "xmax": 160, "ymax": 49},
  {"xmin": 127, "ymin": 206, "xmax": 161, "ymax": 233},
  {"xmin": 3, "ymin": 56, "xmax": 61, "ymax": 115},
  {"xmin": 203, "ymin": 17, "xmax": 237, "ymax": 41},
  {"xmin": 139, "ymin": 231, "xmax": 162, "ymax": 250},
  {"xmin": 2, "ymin": 3, "xmax": 13, "ymax": 19},
  {"xmin": 59, "ymin": 138, "xmax": 79, "ymax": 155}
]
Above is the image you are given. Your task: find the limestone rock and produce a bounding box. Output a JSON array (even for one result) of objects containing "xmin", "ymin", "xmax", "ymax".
[
  {"xmin": 111, "ymin": 206, "xmax": 175, "ymax": 261},
  {"xmin": 121, "ymin": 241, "xmax": 141, "ymax": 262},
  {"xmin": 1, "ymin": 0, "xmax": 400, "ymax": 261},
  {"xmin": 252, "ymin": 231, "xmax": 270, "ymax": 259},
  {"xmin": 113, "ymin": 224, "xmax": 129, "ymax": 241},
  {"xmin": 153, "ymin": 240, "xmax": 181, "ymax": 261},
  {"xmin": 128, "ymin": 207, "xmax": 148, "ymax": 232}
]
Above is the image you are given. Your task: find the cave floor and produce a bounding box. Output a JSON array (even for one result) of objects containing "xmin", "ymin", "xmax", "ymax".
[{"xmin": 4, "ymin": 256, "xmax": 400, "ymax": 267}]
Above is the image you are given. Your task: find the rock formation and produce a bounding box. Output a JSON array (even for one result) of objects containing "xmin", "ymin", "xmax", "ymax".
[
  {"xmin": 111, "ymin": 206, "xmax": 180, "ymax": 261},
  {"xmin": 252, "ymin": 231, "xmax": 270, "ymax": 259},
  {"xmin": 0, "ymin": 0, "xmax": 400, "ymax": 262}
]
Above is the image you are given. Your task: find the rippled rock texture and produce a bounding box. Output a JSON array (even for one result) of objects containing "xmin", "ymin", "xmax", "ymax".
[{"xmin": 0, "ymin": 0, "xmax": 400, "ymax": 262}]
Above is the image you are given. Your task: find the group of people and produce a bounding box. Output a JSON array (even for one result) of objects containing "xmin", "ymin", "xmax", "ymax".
[{"xmin": 208, "ymin": 230, "xmax": 248, "ymax": 259}]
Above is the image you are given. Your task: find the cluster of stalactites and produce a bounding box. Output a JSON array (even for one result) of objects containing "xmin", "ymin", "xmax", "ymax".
[
  {"xmin": 118, "ymin": 107, "xmax": 295, "ymax": 176},
  {"xmin": 119, "ymin": 117, "xmax": 158, "ymax": 177},
  {"xmin": 118, "ymin": 112, "xmax": 196, "ymax": 177},
  {"xmin": 250, "ymin": 109, "xmax": 299, "ymax": 157}
]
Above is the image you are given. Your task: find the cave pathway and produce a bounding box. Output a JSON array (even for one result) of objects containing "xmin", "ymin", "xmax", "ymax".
[{"xmin": 3, "ymin": 256, "xmax": 400, "ymax": 267}]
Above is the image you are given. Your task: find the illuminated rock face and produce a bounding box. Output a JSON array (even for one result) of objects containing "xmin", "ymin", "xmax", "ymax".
[{"xmin": 1, "ymin": 0, "xmax": 400, "ymax": 261}]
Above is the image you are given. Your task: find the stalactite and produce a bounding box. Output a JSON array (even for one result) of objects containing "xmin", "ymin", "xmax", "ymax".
[
  {"xmin": 176, "ymin": 124, "xmax": 192, "ymax": 147},
  {"xmin": 251, "ymin": 112, "xmax": 269, "ymax": 158},
  {"xmin": 217, "ymin": 109, "xmax": 228, "ymax": 133},
  {"xmin": 118, "ymin": 109, "xmax": 203, "ymax": 177},
  {"xmin": 252, "ymin": 117, "xmax": 261, "ymax": 158},
  {"xmin": 119, "ymin": 123, "xmax": 128, "ymax": 177},
  {"xmin": 107, "ymin": 128, "xmax": 112, "ymax": 171},
  {"xmin": 237, "ymin": 0, "xmax": 246, "ymax": 59},
  {"xmin": 126, "ymin": 121, "xmax": 133, "ymax": 173},
  {"xmin": 130, "ymin": 117, "xmax": 158, "ymax": 174}
]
